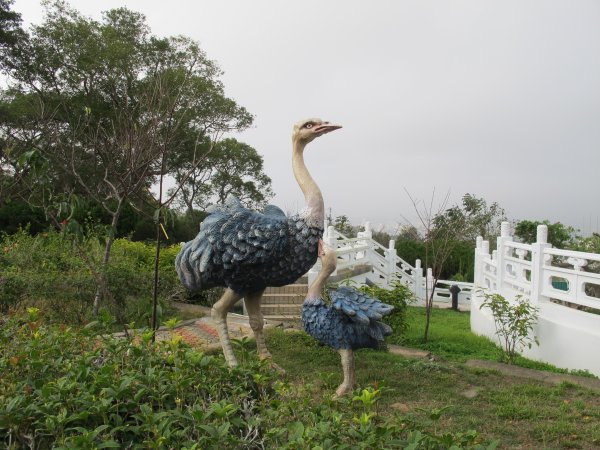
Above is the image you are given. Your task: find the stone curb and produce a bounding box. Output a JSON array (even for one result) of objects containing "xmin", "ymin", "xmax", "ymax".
[{"xmin": 465, "ymin": 359, "xmax": 600, "ymax": 393}]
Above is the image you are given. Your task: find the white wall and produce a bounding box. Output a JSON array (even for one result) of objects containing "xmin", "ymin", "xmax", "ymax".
[{"xmin": 471, "ymin": 222, "xmax": 600, "ymax": 376}]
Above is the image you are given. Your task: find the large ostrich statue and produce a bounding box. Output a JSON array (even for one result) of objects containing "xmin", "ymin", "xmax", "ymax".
[
  {"xmin": 175, "ymin": 119, "xmax": 341, "ymax": 367},
  {"xmin": 302, "ymin": 244, "xmax": 393, "ymax": 396}
]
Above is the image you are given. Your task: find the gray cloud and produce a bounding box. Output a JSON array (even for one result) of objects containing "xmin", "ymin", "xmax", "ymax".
[{"xmin": 14, "ymin": 0, "xmax": 600, "ymax": 234}]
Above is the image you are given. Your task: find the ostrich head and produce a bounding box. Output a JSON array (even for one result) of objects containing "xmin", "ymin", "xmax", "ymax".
[{"xmin": 292, "ymin": 118, "xmax": 342, "ymax": 145}]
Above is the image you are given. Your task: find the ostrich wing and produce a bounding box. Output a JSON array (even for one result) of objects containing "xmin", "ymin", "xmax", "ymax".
[
  {"xmin": 263, "ymin": 204, "xmax": 286, "ymax": 218},
  {"xmin": 188, "ymin": 195, "xmax": 289, "ymax": 272},
  {"xmin": 329, "ymin": 286, "xmax": 394, "ymax": 325}
]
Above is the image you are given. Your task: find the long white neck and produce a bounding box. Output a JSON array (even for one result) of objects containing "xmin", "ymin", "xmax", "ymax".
[
  {"xmin": 292, "ymin": 141, "xmax": 323, "ymax": 225},
  {"xmin": 306, "ymin": 262, "xmax": 336, "ymax": 300}
]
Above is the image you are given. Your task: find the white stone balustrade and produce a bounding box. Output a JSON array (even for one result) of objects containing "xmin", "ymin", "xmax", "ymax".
[
  {"xmin": 308, "ymin": 220, "xmax": 600, "ymax": 376},
  {"xmin": 472, "ymin": 221, "xmax": 600, "ymax": 376},
  {"xmin": 308, "ymin": 221, "xmax": 473, "ymax": 306}
]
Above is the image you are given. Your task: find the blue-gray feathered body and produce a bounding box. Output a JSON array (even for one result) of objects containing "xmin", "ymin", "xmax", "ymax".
[
  {"xmin": 175, "ymin": 195, "xmax": 323, "ymax": 295},
  {"xmin": 302, "ymin": 286, "xmax": 393, "ymax": 350}
]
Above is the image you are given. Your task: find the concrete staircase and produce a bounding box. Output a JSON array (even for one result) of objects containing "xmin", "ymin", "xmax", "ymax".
[
  {"xmin": 258, "ymin": 265, "xmax": 374, "ymax": 321},
  {"xmin": 260, "ymin": 280, "xmax": 308, "ymax": 321}
]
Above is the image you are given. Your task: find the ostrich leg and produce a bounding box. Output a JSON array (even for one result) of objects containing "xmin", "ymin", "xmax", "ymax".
[
  {"xmin": 243, "ymin": 290, "xmax": 270, "ymax": 359},
  {"xmin": 211, "ymin": 288, "xmax": 243, "ymax": 367},
  {"xmin": 335, "ymin": 349, "xmax": 356, "ymax": 397},
  {"xmin": 245, "ymin": 290, "xmax": 286, "ymax": 373}
]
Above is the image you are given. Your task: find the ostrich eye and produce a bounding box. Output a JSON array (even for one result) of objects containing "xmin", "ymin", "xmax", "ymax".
[{"xmin": 304, "ymin": 123, "xmax": 313, "ymax": 129}]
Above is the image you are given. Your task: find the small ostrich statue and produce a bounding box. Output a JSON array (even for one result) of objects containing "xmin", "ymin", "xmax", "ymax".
[
  {"xmin": 175, "ymin": 119, "xmax": 341, "ymax": 368},
  {"xmin": 302, "ymin": 243, "xmax": 394, "ymax": 396}
]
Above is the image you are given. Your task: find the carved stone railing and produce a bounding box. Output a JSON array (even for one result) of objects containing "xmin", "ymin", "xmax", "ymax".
[
  {"xmin": 472, "ymin": 221, "xmax": 600, "ymax": 376},
  {"xmin": 308, "ymin": 222, "xmax": 473, "ymax": 305}
]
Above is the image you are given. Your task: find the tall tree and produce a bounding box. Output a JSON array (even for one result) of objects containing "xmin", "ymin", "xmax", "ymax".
[
  {"xmin": 1, "ymin": 1, "xmax": 252, "ymax": 314},
  {"xmin": 169, "ymin": 137, "xmax": 273, "ymax": 213},
  {"xmin": 514, "ymin": 220, "xmax": 579, "ymax": 248},
  {"xmin": 433, "ymin": 193, "xmax": 506, "ymax": 245},
  {"xmin": 404, "ymin": 189, "xmax": 463, "ymax": 342},
  {"xmin": 0, "ymin": 0, "xmax": 23, "ymax": 50},
  {"xmin": 333, "ymin": 215, "xmax": 355, "ymax": 236}
]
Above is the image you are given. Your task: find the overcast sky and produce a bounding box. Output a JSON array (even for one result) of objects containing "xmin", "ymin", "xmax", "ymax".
[{"xmin": 12, "ymin": 0, "xmax": 600, "ymax": 235}]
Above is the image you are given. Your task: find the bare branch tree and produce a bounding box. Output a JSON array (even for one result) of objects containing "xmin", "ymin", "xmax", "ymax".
[{"xmin": 403, "ymin": 188, "xmax": 465, "ymax": 342}]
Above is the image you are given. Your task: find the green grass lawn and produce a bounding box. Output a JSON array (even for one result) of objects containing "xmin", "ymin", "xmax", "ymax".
[
  {"xmin": 397, "ymin": 307, "xmax": 596, "ymax": 376},
  {"xmin": 264, "ymin": 306, "xmax": 600, "ymax": 449},
  {"xmin": 396, "ymin": 307, "xmax": 503, "ymax": 362}
]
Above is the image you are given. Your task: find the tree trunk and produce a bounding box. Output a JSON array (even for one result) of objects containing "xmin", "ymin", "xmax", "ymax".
[
  {"xmin": 92, "ymin": 201, "xmax": 123, "ymax": 316},
  {"xmin": 151, "ymin": 212, "xmax": 162, "ymax": 338},
  {"xmin": 422, "ymin": 277, "xmax": 438, "ymax": 343},
  {"xmin": 151, "ymin": 152, "xmax": 167, "ymax": 341}
]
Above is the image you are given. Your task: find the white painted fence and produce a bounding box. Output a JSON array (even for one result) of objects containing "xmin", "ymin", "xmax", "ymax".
[
  {"xmin": 471, "ymin": 222, "xmax": 600, "ymax": 376},
  {"xmin": 308, "ymin": 222, "xmax": 473, "ymax": 306},
  {"xmin": 308, "ymin": 220, "xmax": 600, "ymax": 375}
]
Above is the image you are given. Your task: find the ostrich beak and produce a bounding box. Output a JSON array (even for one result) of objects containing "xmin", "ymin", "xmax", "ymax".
[{"xmin": 314, "ymin": 122, "xmax": 342, "ymax": 136}]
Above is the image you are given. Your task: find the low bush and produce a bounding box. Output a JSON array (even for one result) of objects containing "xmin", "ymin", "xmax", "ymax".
[
  {"xmin": 358, "ymin": 281, "xmax": 414, "ymax": 335},
  {"xmin": 0, "ymin": 311, "xmax": 498, "ymax": 449},
  {"xmin": 478, "ymin": 290, "xmax": 539, "ymax": 364},
  {"xmin": 0, "ymin": 230, "xmax": 182, "ymax": 325}
]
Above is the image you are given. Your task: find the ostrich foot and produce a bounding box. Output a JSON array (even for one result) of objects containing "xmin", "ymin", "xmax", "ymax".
[
  {"xmin": 259, "ymin": 355, "xmax": 286, "ymax": 374},
  {"xmin": 253, "ymin": 329, "xmax": 286, "ymax": 374},
  {"xmin": 243, "ymin": 290, "xmax": 285, "ymax": 371},
  {"xmin": 334, "ymin": 382, "xmax": 354, "ymax": 398}
]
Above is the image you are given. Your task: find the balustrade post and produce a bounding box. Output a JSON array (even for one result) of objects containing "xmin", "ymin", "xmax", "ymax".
[
  {"xmin": 386, "ymin": 239, "xmax": 397, "ymax": 288},
  {"xmin": 531, "ymin": 224, "xmax": 551, "ymax": 305},
  {"xmin": 357, "ymin": 222, "xmax": 373, "ymax": 261},
  {"xmin": 426, "ymin": 267, "xmax": 434, "ymax": 304},
  {"xmin": 474, "ymin": 236, "xmax": 483, "ymax": 286},
  {"xmin": 495, "ymin": 221, "xmax": 512, "ymax": 296},
  {"xmin": 325, "ymin": 225, "xmax": 338, "ymax": 276},
  {"xmin": 481, "ymin": 240, "xmax": 492, "ymax": 289},
  {"xmin": 325, "ymin": 225, "xmax": 337, "ymax": 247},
  {"xmin": 414, "ymin": 259, "xmax": 424, "ymax": 301}
]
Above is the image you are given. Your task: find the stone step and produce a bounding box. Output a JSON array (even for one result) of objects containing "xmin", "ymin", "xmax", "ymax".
[
  {"xmin": 261, "ymin": 305, "xmax": 302, "ymax": 317},
  {"xmin": 264, "ymin": 284, "xmax": 308, "ymax": 294},
  {"xmin": 259, "ymin": 282, "xmax": 307, "ymax": 319},
  {"xmin": 261, "ymin": 294, "xmax": 305, "ymax": 305},
  {"xmin": 264, "ymin": 315, "xmax": 302, "ymax": 323}
]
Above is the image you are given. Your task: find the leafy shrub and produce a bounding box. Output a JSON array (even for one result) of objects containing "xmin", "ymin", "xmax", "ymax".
[
  {"xmin": 395, "ymin": 239, "xmax": 475, "ymax": 282},
  {"xmin": 0, "ymin": 230, "xmax": 181, "ymax": 325},
  {"xmin": 0, "ymin": 312, "xmax": 499, "ymax": 449},
  {"xmin": 358, "ymin": 281, "xmax": 414, "ymax": 336},
  {"xmin": 478, "ymin": 290, "xmax": 539, "ymax": 364}
]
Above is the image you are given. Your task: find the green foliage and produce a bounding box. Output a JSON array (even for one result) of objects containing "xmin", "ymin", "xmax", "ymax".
[
  {"xmin": 433, "ymin": 194, "xmax": 506, "ymax": 245},
  {"xmin": 396, "ymin": 307, "xmax": 503, "ymax": 361},
  {"xmin": 0, "ymin": 230, "xmax": 181, "ymax": 325},
  {"xmin": 0, "ymin": 1, "xmax": 253, "ymax": 261},
  {"xmin": 478, "ymin": 291, "xmax": 539, "ymax": 364},
  {"xmin": 332, "ymin": 214, "xmax": 355, "ymax": 237},
  {"xmin": 0, "ymin": 198, "xmax": 207, "ymax": 244},
  {"xmin": 0, "ymin": 201, "xmax": 46, "ymax": 234},
  {"xmin": 395, "ymin": 239, "xmax": 425, "ymax": 270},
  {"xmin": 396, "ymin": 239, "xmax": 475, "ymax": 282},
  {"xmin": 514, "ymin": 220, "xmax": 580, "ymax": 248},
  {"xmin": 0, "ymin": 313, "xmax": 498, "ymax": 449},
  {"xmin": 358, "ymin": 281, "xmax": 414, "ymax": 335},
  {"xmin": 170, "ymin": 138, "xmax": 273, "ymax": 212},
  {"xmin": 0, "ymin": 313, "xmax": 274, "ymax": 448},
  {"xmin": 573, "ymin": 233, "xmax": 600, "ymax": 254}
]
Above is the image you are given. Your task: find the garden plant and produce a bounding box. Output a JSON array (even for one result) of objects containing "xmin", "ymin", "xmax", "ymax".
[{"xmin": 477, "ymin": 290, "xmax": 539, "ymax": 364}]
